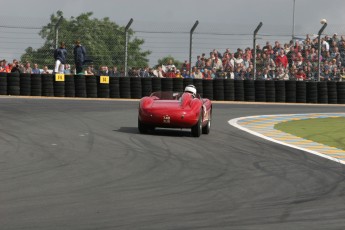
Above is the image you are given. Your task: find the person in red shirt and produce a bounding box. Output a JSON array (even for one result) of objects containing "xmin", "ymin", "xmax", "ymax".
[
  {"xmin": 275, "ymin": 49, "xmax": 288, "ymax": 69},
  {"xmin": 295, "ymin": 68, "xmax": 306, "ymax": 81}
]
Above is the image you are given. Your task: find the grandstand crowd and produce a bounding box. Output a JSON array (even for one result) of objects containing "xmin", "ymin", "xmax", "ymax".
[{"xmin": 1, "ymin": 34, "xmax": 345, "ymax": 81}]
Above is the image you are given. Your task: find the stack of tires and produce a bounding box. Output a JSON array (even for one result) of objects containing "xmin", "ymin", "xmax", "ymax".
[
  {"xmin": 31, "ymin": 74, "xmax": 42, "ymax": 96},
  {"xmin": 213, "ymin": 79, "xmax": 224, "ymax": 101},
  {"xmin": 20, "ymin": 73, "xmax": 31, "ymax": 96},
  {"xmin": 244, "ymin": 80, "xmax": 255, "ymax": 102},
  {"xmin": 7, "ymin": 72, "xmax": 20, "ymax": 96},
  {"xmin": 74, "ymin": 75, "xmax": 87, "ymax": 98},
  {"xmin": 0, "ymin": 72, "xmax": 7, "ymax": 95},
  {"xmin": 86, "ymin": 75, "xmax": 97, "ymax": 98},
  {"xmin": 110, "ymin": 77, "xmax": 120, "ymax": 98},
  {"xmin": 224, "ymin": 79, "xmax": 235, "ymax": 101},
  {"xmin": 337, "ymin": 82, "xmax": 345, "ymax": 104},
  {"xmin": 203, "ymin": 80, "xmax": 213, "ymax": 100},
  {"xmin": 65, "ymin": 75, "xmax": 75, "ymax": 97},
  {"xmin": 306, "ymin": 81, "xmax": 318, "ymax": 103},
  {"xmin": 254, "ymin": 80, "xmax": 265, "ymax": 102},
  {"xmin": 97, "ymin": 76, "xmax": 110, "ymax": 98},
  {"xmin": 234, "ymin": 80, "xmax": 244, "ymax": 101},
  {"xmin": 119, "ymin": 77, "xmax": 131, "ymax": 98},
  {"xmin": 41, "ymin": 74, "xmax": 54, "ymax": 97}
]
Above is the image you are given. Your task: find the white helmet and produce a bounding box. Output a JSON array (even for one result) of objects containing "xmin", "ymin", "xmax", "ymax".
[{"xmin": 184, "ymin": 85, "xmax": 197, "ymax": 96}]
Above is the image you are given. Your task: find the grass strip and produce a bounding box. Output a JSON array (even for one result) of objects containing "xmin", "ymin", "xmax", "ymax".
[{"xmin": 274, "ymin": 117, "xmax": 345, "ymax": 151}]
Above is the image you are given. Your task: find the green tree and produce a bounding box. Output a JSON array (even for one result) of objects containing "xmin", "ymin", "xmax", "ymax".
[
  {"xmin": 21, "ymin": 11, "xmax": 150, "ymax": 71},
  {"xmin": 156, "ymin": 55, "xmax": 182, "ymax": 69}
]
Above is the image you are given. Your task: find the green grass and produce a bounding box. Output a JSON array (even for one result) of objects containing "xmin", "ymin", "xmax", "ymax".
[{"xmin": 274, "ymin": 117, "xmax": 345, "ymax": 151}]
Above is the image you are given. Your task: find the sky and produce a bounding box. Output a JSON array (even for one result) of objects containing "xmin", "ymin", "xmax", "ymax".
[{"xmin": 0, "ymin": 0, "xmax": 344, "ymax": 67}]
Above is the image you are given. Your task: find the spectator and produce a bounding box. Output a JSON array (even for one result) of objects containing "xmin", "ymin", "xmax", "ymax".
[
  {"xmin": 0, "ymin": 59, "xmax": 6, "ymax": 72},
  {"xmin": 175, "ymin": 69, "xmax": 183, "ymax": 78},
  {"xmin": 23, "ymin": 62, "xmax": 32, "ymax": 74},
  {"xmin": 54, "ymin": 41, "xmax": 67, "ymax": 74},
  {"xmin": 277, "ymin": 67, "xmax": 289, "ymax": 80},
  {"xmin": 85, "ymin": 66, "xmax": 94, "ymax": 75},
  {"xmin": 275, "ymin": 49, "xmax": 288, "ymax": 69},
  {"xmin": 155, "ymin": 66, "xmax": 165, "ymax": 78},
  {"xmin": 32, "ymin": 63, "xmax": 40, "ymax": 74},
  {"xmin": 10, "ymin": 59, "xmax": 21, "ymax": 73},
  {"xmin": 109, "ymin": 65, "xmax": 120, "ymax": 77},
  {"xmin": 181, "ymin": 69, "xmax": 190, "ymax": 78},
  {"xmin": 295, "ymin": 68, "xmax": 306, "ymax": 81},
  {"xmin": 64, "ymin": 64, "xmax": 71, "ymax": 74},
  {"xmin": 73, "ymin": 40, "xmax": 86, "ymax": 74},
  {"xmin": 42, "ymin": 66, "xmax": 50, "ymax": 74}
]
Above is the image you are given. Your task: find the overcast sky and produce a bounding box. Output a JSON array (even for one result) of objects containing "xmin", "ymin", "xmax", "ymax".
[{"xmin": 0, "ymin": 0, "xmax": 344, "ymax": 66}]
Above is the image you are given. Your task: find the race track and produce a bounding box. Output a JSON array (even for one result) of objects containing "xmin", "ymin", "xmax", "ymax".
[{"xmin": 1, "ymin": 97, "xmax": 345, "ymax": 230}]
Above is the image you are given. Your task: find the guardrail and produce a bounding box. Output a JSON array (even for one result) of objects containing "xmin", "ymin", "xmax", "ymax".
[{"xmin": 0, "ymin": 72, "xmax": 344, "ymax": 104}]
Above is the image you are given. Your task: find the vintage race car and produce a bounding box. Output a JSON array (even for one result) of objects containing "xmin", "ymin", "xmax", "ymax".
[{"xmin": 138, "ymin": 90, "xmax": 212, "ymax": 137}]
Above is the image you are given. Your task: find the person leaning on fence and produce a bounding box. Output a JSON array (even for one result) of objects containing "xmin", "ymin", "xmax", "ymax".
[
  {"xmin": 54, "ymin": 42, "xmax": 67, "ymax": 74},
  {"xmin": 73, "ymin": 40, "xmax": 86, "ymax": 74}
]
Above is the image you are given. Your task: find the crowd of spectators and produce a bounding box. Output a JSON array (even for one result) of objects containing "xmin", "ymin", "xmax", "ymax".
[
  {"xmin": 1, "ymin": 34, "xmax": 345, "ymax": 82},
  {"xmin": 126, "ymin": 34, "xmax": 345, "ymax": 82}
]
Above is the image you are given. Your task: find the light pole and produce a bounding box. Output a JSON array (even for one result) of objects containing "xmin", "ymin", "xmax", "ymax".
[
  {"xmin": 292, "ymin": 0, "xmax": 295, "ymax": 41},
  {"xmin": 317, "ymin": 19, "xmax": 327, "ymax": 81},
  {"xmin": 253, "ymin": 22, "xmax": 263, "ymax": 80}
]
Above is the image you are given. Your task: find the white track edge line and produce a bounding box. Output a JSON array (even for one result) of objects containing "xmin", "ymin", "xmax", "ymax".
[{"xmin": 228, "ymin": 115, "xmax": 345, "ymax": 166}]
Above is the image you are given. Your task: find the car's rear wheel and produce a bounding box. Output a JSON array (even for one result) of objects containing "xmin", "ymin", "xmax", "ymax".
[
  {"xmin": 202, "ymin": 109, "xmax": 211, "ymax": 134},
  {"xmin": 138, "ymin": 118, "xmax": 149, "ymax": 134},
  {"xmin": 191, "ymin": 112, "xmax": 202, "ymax": 137}
]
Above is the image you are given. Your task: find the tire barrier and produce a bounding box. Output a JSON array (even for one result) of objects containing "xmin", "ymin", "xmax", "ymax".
[
  {"xmin": 265, "ymin": 80, "xmax": 275, "ymax": 102},
  {"xmin": 0, "ymin": 72, "xmax": 7, "ymax": 95},
  {"xmin": 53, "ymin": 74, "xmax": 65, "ymax": 97},
  {"xmin": 193, "ymin": 79, "xmax": 203, "ymax": 97},
  {"xmin": 337, "ymin": 82, "xmax": 345, "ymax": 104},
  {"xmin": 97, "ymin": 76, "xmax": 110, "ymax": 98},
  {"xmin": 213, "ymin": 79, "xmax": 224, "ymax": 101},
  {"xmin": 173, "ymin": 78, "xmax": 184, "ymax": 93},
  {"xmin": 296, "ymin": 81, "xmax": 306, "ymax": 103},
  {"xmin": 317, "ymin": 81, "xmax": 328, "ymax": 104},
  {"xmin": 130, "ymin": 77, "xmax": 142, "ymax": 99},
  {"xmin": 86, "ymin": 75, "xmax": 97, "ymax": 98},
  {"xmin": 275, "ymin": 81, "xmax": 286, "ymax": 103},
  {"xmin": 234, "ymin": 80, "xmax": 244, "ymax": 101},
  {"xmin": 224, "ymin": 79, "xmax": 235, "ymax": 101},
  {"xmin": 110, "ymin": 77, "xmax": 120, "ymax": 98},
  {"xmin": 141, "ymin": 78, "xmax": 152, "ymax": 97},
  {"xmin": 0, "ymin": 72, "xmax": 344, "ymax": 104},
  {"xmin": 202, "ymin": 80, "xmax": 213, "ymax": 100},
  {"xmin": 151, "ymin": 77, "xmax": 161, "ymax": 92},
  {"xmin": 306, "ymin": 81, "xmax": 318, "ymax": 103},
  {"xmin": 285, "ymin": 80, "xmax": 296, "ymax": 103},
  {"xmin": 254, "ymin": 80, "xmax": 265, "ymax": 102},
  {"xmin": 75, "ymin": 75, "xmax": 87, "ymax": 98},
  {"xmin": 119, "ymin": 77, "xmax": 131, "ymax": 98},
  {"xmin": 41, "ymin": 74, "xmax": 54, "ymax": 97},
  {"xmin": 65, "ymin": 75, "xmax": 75, "ymax": 97},
  {"xmin": 31, "ymin": 74, "xmax": 42, "ymax": 96},
  {"xmin": 7, "ymin": 72, "xmax": 20, "ymax": 96},
  {"xmin": 244, "ymin": 80, "xmax": 255, "ymax": 102},
  {"xmin": 20, "ymin": 73, "xmax": 31, "ymax": 96},
  {"xmin": 183, "ymin": 78, "xmax": 194, "ymax": 89},
  {"xmin": 327, "ymin": 81, "xmax": 337, "ymax": 104},
  {"xmin": 161, "ymin": 78, "xmax": 173, "ymax": 92}
]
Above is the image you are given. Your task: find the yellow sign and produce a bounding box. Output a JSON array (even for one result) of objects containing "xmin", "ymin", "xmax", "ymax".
[
  {"xmin": 55, "ymin": 74, "xmax": 65, "ymax": 82},
  {"xmin": 100, "ymin": 76, "xmax": 109, "ymax": 84}
]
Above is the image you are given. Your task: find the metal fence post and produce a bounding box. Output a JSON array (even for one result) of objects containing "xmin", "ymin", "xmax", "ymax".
[
  {"xmin": 124, "ymin": 18, "xmax": 133, "ymax": 77},
  {"xmin": 317, "ymin": 21, "xmax": 327, "ymax": 81},
  {"xmin": 54, "ymin": 16, "xmax": 63, "ymax": 49},
  {"xmin": 253, "ymin": 22, "xmax": 263, "ymax": 80},
  {"xmin": 189, "ymin": 20, "xmax": 199, "ymax": 75}
]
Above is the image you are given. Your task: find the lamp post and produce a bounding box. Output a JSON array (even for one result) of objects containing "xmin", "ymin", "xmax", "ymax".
[
  {"xmin": 317, "ymin": 19, "xmax": 327, "ymax": 81},
  {"xmin": 124, "ymin": 18, "xmax": 133, "ymax": 77},
  {"xmin": 253, "ymin": 22, "xmax": 263, "ymax": 80},
  {"xmin": 292, "ymin": 0, "xmax": 295, "ymax": 41}
]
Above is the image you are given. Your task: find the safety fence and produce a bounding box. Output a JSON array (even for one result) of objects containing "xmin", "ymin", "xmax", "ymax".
[{"xmin": 0, "ymin": 72, "xmax": 345, "ymax": 104}]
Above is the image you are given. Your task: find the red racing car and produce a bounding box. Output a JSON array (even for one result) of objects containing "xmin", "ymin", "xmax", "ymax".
[{"xmin": 138, "ymin": 85, "xmax": 212, "ymax": 137}]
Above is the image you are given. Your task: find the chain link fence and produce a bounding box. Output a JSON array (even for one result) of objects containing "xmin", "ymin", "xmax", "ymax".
[{"xmin": 0, "ymin": 15, "xmax": 345, "ymax": 81}]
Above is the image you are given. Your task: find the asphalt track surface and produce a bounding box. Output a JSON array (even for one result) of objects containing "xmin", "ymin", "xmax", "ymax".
[{"xmin": 1, "ymin": 97, "xmax": 345, "ymax": 230}]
